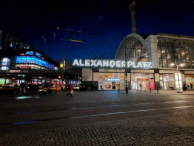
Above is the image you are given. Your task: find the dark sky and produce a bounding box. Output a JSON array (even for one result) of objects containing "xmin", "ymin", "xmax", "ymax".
[{"xmin": 0, "ymin": 0, "xmax": 194, "ymax": 62}]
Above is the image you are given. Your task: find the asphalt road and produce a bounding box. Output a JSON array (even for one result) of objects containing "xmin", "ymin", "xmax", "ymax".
[{"xmin": 0, "ymin": 89, "xmax": 194, "ymax": 145}]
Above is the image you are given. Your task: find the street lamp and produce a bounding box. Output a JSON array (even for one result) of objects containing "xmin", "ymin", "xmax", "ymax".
[
  {"xmin": 125, "ymin": 47, "xmax": 128, "ymax": 94},
  {"xmin": 62, "ymin": 50, "xmax": 65, "ymax": 81},
  {"xmin": 61, "ymin": 50, "xmax": 65, "ymax": 90}
]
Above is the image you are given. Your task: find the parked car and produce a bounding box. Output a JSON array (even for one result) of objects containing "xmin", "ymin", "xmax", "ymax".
[{"xmin": 3, "ymin": 83, "xmax": 15, "ymax": 88}]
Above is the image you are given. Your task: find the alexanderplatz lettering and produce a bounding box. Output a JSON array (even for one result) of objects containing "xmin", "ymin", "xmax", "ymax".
[{"xmin": 72, "ymin": 59, "xmax": 152, "ymax": 69}]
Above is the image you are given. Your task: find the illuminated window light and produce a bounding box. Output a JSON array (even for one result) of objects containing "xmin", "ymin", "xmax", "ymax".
[{"xmin": 170, "ymin": 63, "xmax": 175, "ymax": 66}]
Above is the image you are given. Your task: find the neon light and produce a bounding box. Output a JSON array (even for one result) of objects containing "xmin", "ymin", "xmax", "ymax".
[
  {"xmin": 15, "ymin": 56, "xmax": 55, "ymax": 70},
  {"xmin": 35, "ymin": 52, "xmax": 41, "ymax": 57},
  {"xmin": 10, "ymin": 42, "xmax": 13, "ymax": 47},
  {"xmin": 25, "ymin": 51, "xmax": 34, "ymax": 55}
]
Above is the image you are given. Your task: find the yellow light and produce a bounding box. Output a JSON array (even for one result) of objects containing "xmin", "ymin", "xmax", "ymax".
[{"xmin": 60, "ymin": 64, "xmax": 63, "ymax": 67}]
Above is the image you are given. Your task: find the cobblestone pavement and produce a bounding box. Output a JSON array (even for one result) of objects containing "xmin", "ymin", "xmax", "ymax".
[
  {"xmin": 1, "ymin": 112, "xmax": 194, "ymax": 146},
  {"xmin": 0, "ymin": 90, "xmax": 194, "ymax": 146}
]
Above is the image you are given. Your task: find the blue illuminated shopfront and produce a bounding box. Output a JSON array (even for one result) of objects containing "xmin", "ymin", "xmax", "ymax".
[{"xmin": 15, "ymin": 56, "xmax": 55, "ymax": 70}]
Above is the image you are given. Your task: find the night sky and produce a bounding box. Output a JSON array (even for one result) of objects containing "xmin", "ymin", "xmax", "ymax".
[{"xmin": 0, "ymin": 0, "xmax": 194, "ymax": 62}]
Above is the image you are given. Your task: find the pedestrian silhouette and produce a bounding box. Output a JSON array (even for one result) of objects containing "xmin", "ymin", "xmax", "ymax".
[
  {"xmin": 191, "ymin": 83, "xmax": 193, "ymax": 89},
  {"xmin": 66, "ymin": 83, "xmax": 73, "ymax": 97}
]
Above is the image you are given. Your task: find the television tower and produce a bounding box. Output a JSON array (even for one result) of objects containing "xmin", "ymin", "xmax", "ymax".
[{"xmin": 129, "ymin": 0, "xmax": 137, "ymax": 33}]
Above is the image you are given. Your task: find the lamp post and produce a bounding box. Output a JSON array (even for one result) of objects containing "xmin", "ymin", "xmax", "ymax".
[
  {"xmin": 61, "ymin": 50, "xmax": 65, "ymax": 90},
  {"xmin": 125, "ymin": 47, "xmax": 128, "ymax": 94}
]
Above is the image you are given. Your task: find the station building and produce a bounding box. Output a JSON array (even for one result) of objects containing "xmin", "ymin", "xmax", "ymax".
[
  {"xmin": 73, "ymin": 1, "xmax": 194, "ymax": 91},
  {"xmin": 73, "ymin": 33, "xmax": 194, "ymax": 91}
]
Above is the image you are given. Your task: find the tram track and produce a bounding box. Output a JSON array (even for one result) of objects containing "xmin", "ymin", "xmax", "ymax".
[{"xmin": 1, "ymin": 100, "xmax": 194, "ymax": 125}]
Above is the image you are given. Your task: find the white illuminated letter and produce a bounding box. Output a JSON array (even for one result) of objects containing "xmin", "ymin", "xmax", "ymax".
[
  {"xmin": 116, "ymin": 61, "xmax": 121, "ymax": 68},
  {"xmin": 121, "ymin": 61, "xmax": 125, "ymax": 68},
  {"xmin": 110, "ymin": 60, "xmax": 115, "ymax": 68},
  {"xmin": 85, "ymin": 59, "xmax": 90, "ymax": 66},
  {"xmin": 137, "ymin": 62, "xmax": 143, "ymax": 68},
  {"xmin": 148, "ymin": 62, "xmax": 152, "ymax": 68},
  {"xmin": 97, "ymin": 60, "xmax": 103, "ymax": 67},
  {"xmin": 72, "ymin": 59, "xmax": 79, "ymax": 66},
  {"xmin": 91, "ymin": 60, "xmax": 97, "ymax": 66},
  {"xmin": 132, "ymin": 61, "xmax": 138, "ymax": 68},
  {"xmin": 103, "ymin": 60, "xmax": 109, "ymax": 67},
  {"xmin": 142, "ymin": 62, "xmax": 146, "ymax": 68},
  {"xmin": 79, "ymin": 59, "xmax": 85, "ymax": 66},
  {"xmin": 127, "ymin": 61, "xmax": 133, "ymax": 68}
]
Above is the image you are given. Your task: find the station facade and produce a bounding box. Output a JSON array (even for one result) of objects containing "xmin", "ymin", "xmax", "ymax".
[{"xmin": 73, "ymin": 33, "xmax": 194, "ymax": 91}]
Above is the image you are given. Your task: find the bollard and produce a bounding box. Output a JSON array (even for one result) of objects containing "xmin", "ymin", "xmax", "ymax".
[
  {"xmin": 126, "ymin": 87, "xmax": 128, "ymax": 94},
  {"xmin": 150, "ymin": 88, "xmax": 151, "ymax": 93}
]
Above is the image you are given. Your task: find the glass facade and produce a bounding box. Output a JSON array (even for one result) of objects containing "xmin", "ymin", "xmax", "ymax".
[
  {"xmin": 115, "ymin": 37, "xmax": 146, "ymax": 61},
  {"xmin": 157, "ymin": 36, "xmax": 194, "ymax": 69},
  {"xmin": 131, "ymin": 73, "xmax": 155, "ymax": 90},
  {"xmin": 14, "ymin": 56, "xmax": 55, "ymax": 70},
  {"xmin": 0, "ymin": 57, "xmax": 11, "ymax": 70}
]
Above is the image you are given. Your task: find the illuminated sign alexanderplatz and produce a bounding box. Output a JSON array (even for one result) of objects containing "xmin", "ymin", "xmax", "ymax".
[{"xmin": 72, "ymin": 59, "xmax": 152, "ymax": 69}]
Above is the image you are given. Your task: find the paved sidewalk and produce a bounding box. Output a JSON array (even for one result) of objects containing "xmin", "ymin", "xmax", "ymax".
[
  {"xmin": 137, "ymin": 89, "xmax": 194, "ymax": 95},
  {"xmin": 0, "ymin": 89, "xmax": 194, "ymax": 146}
]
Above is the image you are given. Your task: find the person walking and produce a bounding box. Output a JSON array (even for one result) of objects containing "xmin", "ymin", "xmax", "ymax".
[
  {"xmin": 191, "ymin": 83, "xmax": 193, "ymax": 89},
  {"xmin": 66, "ymin": 83, "xmax": 73, "ymax": 97},
  {"xmin": 139, "ymin": 84, "xmax": 142, "ymax": 90},
  {"xmin": 55, "ymin": 82, "xmax": 58, "ymax": 92},
  {"xmin": 20, "ymin": 82, "xmax": 26, "ymax": 94},
  {"xmin": 48, "ymin": 81, "xmax": 52, "ymax": 94},
  {"xmin": 43, "ymin": 82, "xmax": 49, "ymax": 93},
  {"xmin": 14, "ymin": 82, "xmax": 19, "ymax": 93}
]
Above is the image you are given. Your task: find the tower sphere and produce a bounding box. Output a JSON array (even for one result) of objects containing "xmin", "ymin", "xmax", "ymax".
[{"xmin": 129, "ymin": 1, "xmax": 137, "ymax": 10}]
